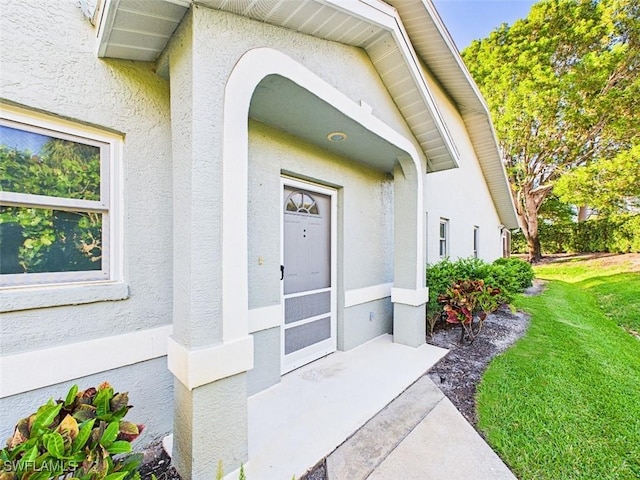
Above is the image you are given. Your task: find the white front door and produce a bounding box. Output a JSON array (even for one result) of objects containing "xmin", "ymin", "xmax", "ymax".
[{"xmin": 281, "ymin": 180, "xmax": 336, "ymax": 373}]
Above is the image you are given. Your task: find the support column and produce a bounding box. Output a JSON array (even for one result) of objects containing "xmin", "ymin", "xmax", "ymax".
[
  {"xmin": 392, "ymin": 160, "xmax": 428, "ymax": 347},
  {"xmin": 166, "ymin": 10, "xmax": 253, "ymax": 479}
]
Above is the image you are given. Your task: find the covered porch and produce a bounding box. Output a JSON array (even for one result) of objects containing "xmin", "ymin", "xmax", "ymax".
[{"xmin": 237, "ymin": 335, "xmax": 445, "ymax": 478}]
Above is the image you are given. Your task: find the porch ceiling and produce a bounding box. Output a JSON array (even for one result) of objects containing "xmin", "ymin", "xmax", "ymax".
[{"xmin": 251, "ymin": 75, "xmax": 405, "ymax": 172}]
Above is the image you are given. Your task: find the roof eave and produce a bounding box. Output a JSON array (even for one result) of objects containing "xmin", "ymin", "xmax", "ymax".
[
  {"xmin": 389, "ymin": 0, "xmax": 519, "ymax": 228},
  {"xmin": 95, "ymin": 0, "xmax": 461, "ymax": 172}
]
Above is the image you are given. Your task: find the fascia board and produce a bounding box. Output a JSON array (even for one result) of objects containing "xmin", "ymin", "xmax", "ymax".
[{"xmin": 95, "ymin": 0, "xmax": 120, "ymax": 58}]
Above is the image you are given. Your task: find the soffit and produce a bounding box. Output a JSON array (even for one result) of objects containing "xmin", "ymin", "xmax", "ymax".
[
  {"xmin": 96, "ymin": 0, "xmax": 189, "ymax": 61},
  {"xmin": 96, "ymin": 0, "xmax": 459, "ymax": 172}
]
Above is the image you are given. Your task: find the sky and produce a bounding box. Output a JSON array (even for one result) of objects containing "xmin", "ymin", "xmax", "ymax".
[{"xmin": 431, "ymin": 0, "xmax": 538, "ymax": 51}]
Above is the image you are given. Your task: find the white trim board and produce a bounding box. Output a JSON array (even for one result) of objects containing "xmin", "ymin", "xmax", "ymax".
[
  {"xmin": 0, "ymin": 325, "xmax": 172, "ymax": 398},
  {"xmin": 391, "ymin": 287, "xmax": 429, "ymax": 307},
  {"xmin": 221, "ymin": 47, "xmax": 426, "ymax": 345},
  {"xmin": 344, "ymin": 283, "xmax": 393, "ymax": 308},
  {"xmin": 1, "ymin": 282, "xmax": 129, "ymax": 313},
  {"xmin": 167, "ymin": 335, "xmax": 254, "ymax": 390},
  {"xmin": 248, "ymin": 304, "xmax": 282, "ymax": 333}
]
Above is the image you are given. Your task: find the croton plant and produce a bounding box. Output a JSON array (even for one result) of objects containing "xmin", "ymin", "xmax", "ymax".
[
  {"xmin": 0, "ymin": 383, "xmax": 144, "ymax": 480},
  {"xmin": 437, "ymin": 279, "xmax": 503, "ymax": 343}
]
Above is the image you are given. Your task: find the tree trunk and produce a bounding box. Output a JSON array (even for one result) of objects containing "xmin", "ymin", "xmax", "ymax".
[
  {"xmin": 512, "ymin": 182, "xmax": 550, "ymax": 264},
  {"xmin": 577, "ymin": 206, "xmax": 589, "ymax": 222},
  {"xmin": 527, "ymin": 232, "xmax": 543, "ymax": 263}
]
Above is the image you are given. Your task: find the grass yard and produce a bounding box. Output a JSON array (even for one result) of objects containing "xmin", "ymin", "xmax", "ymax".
[{"xmin": 476, "ymin": 254, "xmax": 640, "ymax": 479}]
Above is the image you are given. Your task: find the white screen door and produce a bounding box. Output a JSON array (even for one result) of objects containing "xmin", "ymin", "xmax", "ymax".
[{"xmin": 282, "ymin": 182, "xmax": 336, "ymax": 373}]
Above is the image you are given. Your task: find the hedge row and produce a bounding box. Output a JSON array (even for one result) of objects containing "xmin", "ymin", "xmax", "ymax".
[{"xmin": 512, "ymin": 214, "xmax": 640, "ymax": 254}]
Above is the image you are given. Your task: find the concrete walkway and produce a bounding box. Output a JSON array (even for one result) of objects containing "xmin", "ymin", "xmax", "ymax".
[
  {"xmin": 225, "ymin": 335, "xmax": 448, "ymax": 479},
  {"xmin": 327, "ymin": 375, "xmax": 516, "ymax": 480},
  {"xmin": 169, "ymin": 333, "xmax": 515, "ymax": 479}
]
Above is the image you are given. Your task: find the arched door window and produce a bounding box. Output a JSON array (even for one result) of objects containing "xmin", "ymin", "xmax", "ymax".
[{"xmin": 284, "ymin": 191, "xmax": 320, "ymax": 215}]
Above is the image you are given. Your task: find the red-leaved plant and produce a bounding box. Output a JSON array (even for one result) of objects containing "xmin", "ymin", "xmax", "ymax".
[{"xmin": 437, "ymin": 279, "xmax": 503, "ymax": 343}]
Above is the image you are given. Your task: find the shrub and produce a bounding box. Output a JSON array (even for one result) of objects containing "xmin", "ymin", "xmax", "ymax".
[
  {"xmin": 426, "ymin": 257, "xmax": 533, "ymax": 335},
  {"xmin": 511, "ymin": 213, "xmax": 640, "ymax": 255},
  {"xmin": 437, "ymin": 279, "xmax": 502, "ymax": 343},
  {"xmin": 425, "ymin": 257, "xmax": 493, "ymax": 319},
  {"xmin": 492, "ymin": 257, "xmax": 534, "ymax": 291},
  {"xmin": 0, "ymin": 383, "xmax": 143, "ymax": 480}
]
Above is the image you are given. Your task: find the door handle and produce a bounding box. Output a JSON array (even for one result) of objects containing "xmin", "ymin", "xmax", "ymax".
[{"xmin": 280, "ymin": 265, "xmax": 285, "ymax": 280}]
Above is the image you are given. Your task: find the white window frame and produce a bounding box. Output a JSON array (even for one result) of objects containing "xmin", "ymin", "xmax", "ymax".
[
  {"xmin": 473, "ymin": 226, "xmax": 480, "ymax": 258},
  {"xmin": 439, "ymin": 218, "xmax": 449, "ymax": 258},
  {"xmin": 0, "ymin": 104, "xmax": 122, "ymax": 289}
]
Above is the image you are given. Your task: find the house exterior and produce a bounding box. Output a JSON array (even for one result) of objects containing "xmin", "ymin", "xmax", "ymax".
[{"xmin": 0, "ymin": 0, "xmax": 518, "ymax": 478}]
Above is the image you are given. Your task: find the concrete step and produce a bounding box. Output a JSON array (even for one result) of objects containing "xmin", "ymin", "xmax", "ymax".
[{"xmin": 325, "ymin": 375, "xmax": 444, "ymax": 480}]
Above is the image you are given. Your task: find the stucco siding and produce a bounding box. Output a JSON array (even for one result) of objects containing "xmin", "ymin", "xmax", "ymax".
[
  {"xmin": 249, "ymin": 121, "xmax": 394, "ymax": 302},
  {"xmin": 247, "ymin": 327, "xmax": 281, "ymax": 396},
  {"xmin": 0, "ymin": 0, "xmax": 174, "ymax": 442},
  {"xmin": 421, "ymin": 67, "xmax": 504, "ymax": 263},
  {"xmin": 248, "ymin": 121, "xmax": 393, "ymax": 364},
  {"xmin": 340, "ymin": 299, "xmax": 393, "ymax": 352},
  {"xmin": 1, "ymin": 1, "xmax": 173, "ymax": 348},
  {"xmin": 0, "ymin": 0, "xmax": 509, "ymax": 455}
]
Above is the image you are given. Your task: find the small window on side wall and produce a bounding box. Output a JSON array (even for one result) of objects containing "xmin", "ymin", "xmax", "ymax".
[
  {"xmin": 439, "ymin": 218, "xmax": 449, "ymax": 258},
  {"xmin": 0, "ymin": 106, "xmax": 119, "ymax": 287},
  {"xmin": 473, "ymin": 226, "xmax": 480, "ymax": 258}
]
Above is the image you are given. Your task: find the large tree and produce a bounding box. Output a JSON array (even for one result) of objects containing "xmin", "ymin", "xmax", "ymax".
[{"xmin": 462, "ymin": 0, "xmax": 640, "ymax": 262}]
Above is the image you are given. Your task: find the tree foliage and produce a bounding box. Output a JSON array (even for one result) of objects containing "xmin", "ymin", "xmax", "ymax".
[
  {"xmin": 462, "ymin": 0, "xmax": 640, "ymax": 261},
  {"xmin": 554, "ymin": 143, "xmax": 640, "ymax": 215}
]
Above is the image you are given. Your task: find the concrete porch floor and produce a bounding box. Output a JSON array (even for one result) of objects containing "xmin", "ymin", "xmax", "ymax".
[{"xmin": 229, "ymin": 334, "xmax": 448, "ymax": 479}]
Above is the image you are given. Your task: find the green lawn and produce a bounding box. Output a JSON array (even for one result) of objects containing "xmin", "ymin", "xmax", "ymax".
[
  {"xmin": 535, "ymin": 256, "xmax": 640, "ymax": 333},
  {"xmin": 476, "ymin": 256, "xmax": 640, "ymax": 479}
]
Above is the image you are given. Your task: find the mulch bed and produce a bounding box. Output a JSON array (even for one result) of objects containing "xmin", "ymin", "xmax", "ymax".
[
  {"xmin": 139, "ymin": 282, "xmax": 541, "ymax": 479},
  {"xmin": 426, "ymin": 303, "xmax": 531, "ymax": 425},
  {"xmin": 138, "ymin": 443, "xmax": 180, "ymax": 480}
]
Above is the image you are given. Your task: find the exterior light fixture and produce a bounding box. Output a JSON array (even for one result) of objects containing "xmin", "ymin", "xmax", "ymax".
[{"xmin": 327, "ymin": 131, "xmax": 347, "ymax": 142}]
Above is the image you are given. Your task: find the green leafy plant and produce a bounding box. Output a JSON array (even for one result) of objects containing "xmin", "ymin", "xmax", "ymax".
[
  {"xmin": 492, "ymin": 257, "xmax": 534, "ymax": 291},
  {"xmin": 426, "ymin": 257, "xmax": 530, "ymax": 335},
  {"xmin": 425, "ymin": 258, "xmax": 489, "ymax": 332},
  {"xmin": 0, "ymin": 383, "xmax": 144, "ymax": 480},
  {"xmin": 437, "ymin": 279, "xmax": 502, "ymax": 344}
]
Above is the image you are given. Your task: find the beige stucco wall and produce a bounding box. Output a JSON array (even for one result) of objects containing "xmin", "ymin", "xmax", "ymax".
[{"xmin": 0, "ymin": 0, "xmax": 174, "ymax": 442}]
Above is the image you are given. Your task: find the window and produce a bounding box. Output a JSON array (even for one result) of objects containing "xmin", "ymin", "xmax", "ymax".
[
  {"xmin": 473, "ymin": 226, "xmax": 480, "ymax": 258},
  {"xmin": 439, "ymin": 218, "xmax": 448, "ymax": 258},
  {"xmin": 0, "ymin": 106, "xmax": 119, "ymax": 287},
  {"xmin": 285, "ymin": 191, "xmax": 320, "ymax": 215}
]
